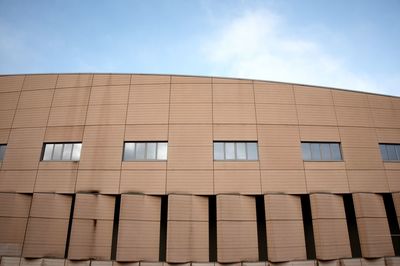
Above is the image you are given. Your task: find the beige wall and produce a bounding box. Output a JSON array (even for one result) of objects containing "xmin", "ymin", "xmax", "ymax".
[{"xmin": 0, "ymin": 74, "xmax": 399, "ymax": 264}]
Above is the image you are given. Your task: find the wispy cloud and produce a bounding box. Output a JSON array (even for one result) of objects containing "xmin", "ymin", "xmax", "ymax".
[{"xmin": 202, "ymin": 9, "xmax": 398, "ymax": 96}]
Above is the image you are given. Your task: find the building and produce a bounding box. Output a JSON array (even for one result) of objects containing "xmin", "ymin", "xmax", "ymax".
[{"xmin": 0, "ymin": 73, "xmax": 399, "ymax": 266}]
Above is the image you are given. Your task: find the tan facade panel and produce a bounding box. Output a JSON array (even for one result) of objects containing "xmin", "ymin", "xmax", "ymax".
[
  {"xmin": 44, "ymin": 126, "xmax": 84, "ymax": 142},
  {"xmin": 0, "ymin": 75, "xmax": 24, "ymax": 93},
  {"xmin": 12, "ymin": 108, "xmax": 50, "ymax": 128},
  {"xmin": 79, "ymin": 145, "xmax": 123, "ymax": 170},
  {"xmin": 0, "ymin": 92, "xmax": 19, "ymax": 110},
  {"xmin": 387, "ymin": 170, "xmax": 400, "ymax": 191},
  {"xmin": 86, "ymin": 104, "xmax": 127, "ymax": 125},
  {"xmin": 92, "ymin": 74, "xmax": 131, "ymax": 86},
  {"xmin": 125, "ymin": 124, "xmax": 168, "ymax": 141},
  {"xmin": 266, "ymin": 220, "xmax": 307, "ymax": 262},
  {"xmin": 261, "ymin": 170, "xmax": 307, "ymax": 194},
  {"xmin": 171, "ymin": 83, "xmax": 212, "ymax": 103},
  {"xmin": 89, "ymin": 85, "xmax": 129, "ymax": 105},
  {"xmin": 0, "ymin": 217, "xmax": 28, "ymax": 256},
  {"xmin": 22, "ymin": 75, "xmax": 57, "ymax": 91},
  {"xmin": 56, "ymin": 74, "xmax": 93, "ymax": 88},
  {"xmin": 293, "ymin": 86, "xmax": 333, "ymax": 106},
  {"xmin": 18, "ymin": 89, "xmax": 54, "ymax": 109},
  {"xmin": 167, "ymin": 170, "xmax": 213, "ymax": 194},
  {"xmin": 347, "ymin": 170, "xmax": 389, "ymax": 193},
  {"xmin": 310, "ymin": 194, "xmax": 346, "ymax": 219},
  {"xmin": 130, "ymin": 84, "xmax": 170, "ymax": 104},
  {"xmin": 168, "ymin": 194, "xmax": 208, "ymax": 221},
  {"xmin": 7, "ymin": 127, "xmax": 45, "ymax": 149},
  {"xmin": 23, "ymin": 217, "xmax": 69, "ymax": 258},
  {"xmin": 169, "ymin": 124, "xmax": 212, "ymax": 146},
  {"xmin": 167, "ymin": 146, "xmax": 213, "ymax": 170},
  {"xmin": 367, "ymin": 94, "xmax": 393, "ymax": 109},
  {"xmin": 213, "ymin": 103, "xmax": 256, "ymax": 124},
  {"xmin": 52, "ymin": 87, "xmax": 91, "ymax": 107},
  {"xmin": 343, "ymin": 147, "xmax": 384, "ymax": 170},
  {"xmin": 169, "ymin": 103, "xmax": 212, "ymax": 124},
  {"xmin": 117, "ymin": 220, "xmax": 160, "ymax": 261},
  {"xmin": 213, "ymin": 124, "xmax": 257, "ymax": 141},
  {"xmin": 48, "ymin": 106, "xmax": 87, "ymax": 126},
  {"xmin": 83, "ymin": 125, "xmax": 125, "ymax": 147},
  {"xmin": 120, "ymin": 194, "xmax": 161, "ymax": 221},
  {"xmin": 214, "ymin": 170, "xmax": 261, "ymax": 194},
  {"xmin": 335, "ymin": 107, "xmax": 374, "ymax": 127},
  {"xmin": 38, "ymin": 161, "xmax": 79, "ymax": 171},
  {"xmin": 213, "ymin": 77, "xmax": 252, "ymax": 84},
  {"xmin": 120, "ymin": 170, "xmax": 166, "ymax": 194},
  {"xmin": 2, "ymin": 148, "xmax": 41, "ymax": 170},
  {"xmin": 117, "ymin": 194, "xmax": 161, "ymax": 261},
  {"xmin": 76, "ymin": 170, "xmax": 120, "ymax": 194},
  {"xmin": 68, "ymin": 219, "xmax": 113, "ymax": 260},
  {"xmin": 313, "ymin": 219, "xmax": 351, "ymax": 260},
  {"xmin": 299, "ymin": 126, "xmax": 340, "ymax": 141},
  {"xmin": 331, "ymin": 90, "xmax": 369, "ymax": 108},
  {"xmin": 213, "ymin": 83, "xmax": 254, "ymax": 103},
  {"xmin": 305, "ymin": 170, "xmax": 349, "ymax": 193},
  {"xmin": 310, "ymin": 194, "xmax": 351, "ymax": 260},
  {"xmin": 35, "ymin": 169, "xmax": 77, "ymax": 193},
  {"xmin": 0, "ymin": 110, "xmax": 15, "ymax": 129},
  {"xmin": 30, "ymin": 193, "xmax": 72, "ymax": 219},
  {"xmin": 258, "ymin": 125, "xmax": 300, "ymax": 147},
  {"xmin": 356, "ymin": 217, "xmax": 394, "ymax": 257},
  {"xmin": 0, "ymin": 129, "xmax": 10, "ymax": 143},
  {"xmin": 127, "ymin": 103, "xmax": 169, "ymax": 124},
  {"xmin": 375, "ymin": 128, "xmax": 400, "ymax": 143},
  {"xmin": 256, "ymin": 103, "xmax": 298, "ymax": 125},
  {"xmin": 122, "ymin": 161, "xmax": 167, "ymax": 171},
  {"xmin": 386, "ymin": 257, "xmax": 400, "ymax": 266},
  {"xmin": 352, "ymin": 193, "xmax": 387, "ymax": 218},
  {"xmin": 132, "ymin": 74, "xmax": 170, "ymax": 84},
  {"xmin": 339, "ymin": 127, "xmax": 378, "ymax": 148},
  {"xmin": 0, "ymin": 256, "xmax": 21, "ymax": 266},
  {"xmin": 167, "ymin": 221, "xmax": 209, "ymax": 262},
  {"xmin": 0, "ymin": 193, "xmax": 31, "ymax": 217},
  {"xmin": 217, "ymin": 220, "xmax": 258, "ymax": 262},
  {"xmin": 73, "ymin": 194, "xmax": 115, "ymax": 220},
  {"xmin": 217, "ymin": 195, "xmax": 256, "ymax": 221},
  {"xmin": 253, "ymin": 82, "xmax": 294, "ymax": 104},
  {"xmin": 259, "ymin": 146, "xmax": 303, "ymax": 170},
  {"xmin": 371, "ymin": 108, "xmax": 400, "ymax": 129},
  {"xmin": 265, "ymin": 194, "xmax": 303, "ymax": 221},
  {"xmin": 171, "ymin": 75, "xmax": 211, "ymax": 84},
  {"xmin": 297, "ymin": 105, "xmax": 337, "ymax": 126},
  {"xmin": 0, "ymin": 170, "xmax": 37, "ymax": 193}
]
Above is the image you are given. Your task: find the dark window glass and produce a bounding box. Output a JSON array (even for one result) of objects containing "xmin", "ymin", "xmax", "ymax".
[
  {"xmin": 43, "ymin": 143, "xmax": 82, "ymax": 161},
  {"xmin": 214, "ymin": 142, "xmax": 258, "ymax": 160},
  {"xmin": 124, "ymin": 142, "xmax": 168, "ymax": 161},
  {"xmin": 310, "ymin": 143, "xmax": 321, "ymax": 160},
  {"xmin": 330, "ymin": 143, "xmax": 342, "ymax": 160},
  {"xmin": 380, "ymin": 144, "xmax": 400, "ymax": 161},
  {"xmin": 0, "ymin": 144, "xmax": 6, "ymax": 160},
  {"xmin": 302, "ymin": 142, "xmax": 342, "ymax": 161}
]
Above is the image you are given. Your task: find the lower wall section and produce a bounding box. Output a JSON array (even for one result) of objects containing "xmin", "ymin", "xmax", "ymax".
[
  {"xmin": 1, "ymin": 257, "xmax": 400, "ymax": 266},
  {"xmin": 0, "ymin": 192, "xmax": 399, "ymax": 264}
]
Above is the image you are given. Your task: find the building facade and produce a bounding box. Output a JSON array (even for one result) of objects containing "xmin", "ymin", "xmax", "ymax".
[{"xmin": 0, "ymin": 73, "xmax": 399, "ymax": 266}]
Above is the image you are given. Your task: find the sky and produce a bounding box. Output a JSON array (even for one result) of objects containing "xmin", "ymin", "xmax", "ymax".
[{"xmin": 0, "ymin": 0, "xmax": 399, "ymax": 96}]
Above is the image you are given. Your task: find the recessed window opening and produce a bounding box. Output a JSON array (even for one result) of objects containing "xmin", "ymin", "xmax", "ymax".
[
  {"xmin": 124, "ymin": 142, "xmax": 168, "ymax": 161},
  {"xmin": 301, "ymin": 142, "xmax": 342, "ymax": 161},
  {"xmin": 42, "ymin": 143, "xmax": 82, "ymax": 161},
  {"xmin": 214, "ymin": 141, "xmax": 258, "ymax": 160}
]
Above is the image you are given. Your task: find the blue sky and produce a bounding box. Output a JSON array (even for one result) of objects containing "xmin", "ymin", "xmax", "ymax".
[{"xmin": 0, "ymin": 0, "xmax": 399, "ymax": 96}]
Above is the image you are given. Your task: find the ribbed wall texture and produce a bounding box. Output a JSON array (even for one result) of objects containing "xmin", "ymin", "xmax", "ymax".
[{"xmin": 0, "ymin": 73, "xmax": 399, "ymax": 265}]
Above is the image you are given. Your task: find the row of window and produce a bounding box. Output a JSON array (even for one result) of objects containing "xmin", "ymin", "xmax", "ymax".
[{"xmin": 0, "ymin": 142, "xmax": 399, "ymax": 162}]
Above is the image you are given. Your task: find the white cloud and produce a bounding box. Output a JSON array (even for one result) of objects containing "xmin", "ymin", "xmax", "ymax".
[{"xmin": 202, "ymin": 9, "xmax": 398, "ymax": 96}]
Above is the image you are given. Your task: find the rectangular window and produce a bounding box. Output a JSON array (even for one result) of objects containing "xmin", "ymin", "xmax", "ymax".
[
  {"xmin": 213, "ymin": 142, "xmax": 259, "ymax": 160},
  {"xmin": 0, "ymin": 144, "xmax": 7, "ymax": 160},
  {"xmin": 380, "ymin": 144, "xmax": 400, "ymax": 161},
  {"xmin": 42, "ymin": 143, "xmax": 82, "ymax": 161},
  {"xmin": 301, "ymin": 142, "xmax": 342, "ymax": 161},
  {"xmin": 123, "ymin": 142, "xmax": 168, "ymax": 161}
]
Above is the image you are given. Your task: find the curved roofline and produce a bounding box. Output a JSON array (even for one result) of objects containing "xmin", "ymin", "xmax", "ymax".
[{"xmin": 1, "ymin": 72, "xmax": 398, "ymax": 98}]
